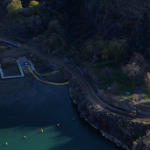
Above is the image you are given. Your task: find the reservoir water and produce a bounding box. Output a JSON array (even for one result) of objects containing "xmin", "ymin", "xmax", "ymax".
[{"xmin": 0, "ymin": 78, "xmax": 123, "ymax": 150}]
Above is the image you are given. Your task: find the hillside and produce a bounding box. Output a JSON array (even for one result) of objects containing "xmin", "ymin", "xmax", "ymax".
[
  {"xmin": 1, "ymin": 1, "xmax": 150, "ymax": 150},
  {"xmin": 82, "ymin": 0, "xmax": 150, "ymax": 19}
]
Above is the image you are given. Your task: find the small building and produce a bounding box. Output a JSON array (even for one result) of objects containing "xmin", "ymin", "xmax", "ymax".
[{"xmin": 19, "ymin": 8, "xmax": 29, "ymax": 14}]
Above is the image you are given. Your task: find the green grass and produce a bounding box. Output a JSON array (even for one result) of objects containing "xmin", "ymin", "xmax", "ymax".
[
  {"xmin": 89, "ymin": 62, "xmax": 144, "ymax": 97},
  {"xmin": 143, "ymin": 92, "xmax": 150, "ymax": 102}
]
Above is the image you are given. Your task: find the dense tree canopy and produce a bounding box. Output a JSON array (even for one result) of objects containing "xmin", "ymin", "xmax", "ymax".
[
  {"xmin": 101, "ymin": 38, "xmax": 128, "ymax": 63},
  {"xmin": 42, "ymin": 33, "xmax": 66, "ymax": 53},
  {"xmin": 45, "ymin": 20, "xmax": 64, "ymax": 37}
]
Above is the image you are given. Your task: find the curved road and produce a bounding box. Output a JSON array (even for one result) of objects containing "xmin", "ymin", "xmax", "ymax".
[
  {"xmin": 29, "ymin": 47, "xmax": 132, "ymax": 118},
  {"xmin": 0, "ymin": 38, "xmax": 149, "ymax": 120}
]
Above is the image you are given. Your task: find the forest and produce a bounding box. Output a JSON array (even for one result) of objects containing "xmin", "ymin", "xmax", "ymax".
[{"xmin": 2, "ymin": 0, "xmax": 150, "ymax": 102}]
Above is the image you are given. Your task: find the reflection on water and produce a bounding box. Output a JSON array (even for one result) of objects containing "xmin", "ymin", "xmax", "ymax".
[
  {"xmin": 0, "ymin": 79, "xmax": 123, "ymax": 150},
  {"xmin": 0, "ymin": 126, "xmax": 72, "ymax": 150}
]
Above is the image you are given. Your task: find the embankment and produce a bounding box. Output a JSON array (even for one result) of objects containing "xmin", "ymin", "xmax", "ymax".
[{"xmin": 62, "ymin": 68, "xmax": 150, "ymax": 150}]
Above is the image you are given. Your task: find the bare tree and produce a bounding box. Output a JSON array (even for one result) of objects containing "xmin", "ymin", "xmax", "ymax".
[
  {"xmin": 144, "ymin": 72, "xmax": 150, "ymax": 85},
  {"xmin": 123, "ymin": 53, "xmax": 147, "ymax": 87},
  {"xmin": 131, "ymin": 53, "xmax": 147, "ymax": 69},
  {"xmin": 144, "ymin": 72, "xmax": 150, "ymax": 93},
  {"xmin": 130, "ymin": 52, "xmax": 146, "ymax": 66},
  {"xmin": 123, "ymin": 62, "xmax": 140, "ymax": 79},
  {"xmin": 130, "ymin": 53, "xmax": 147, "ymax": 77},
  {"xmin": 122, "ymin": 62, "xmax": 140, "ymax": 88}
]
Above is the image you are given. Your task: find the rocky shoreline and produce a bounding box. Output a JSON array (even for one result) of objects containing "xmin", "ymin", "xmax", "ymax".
[
  {"xmin": 62, "ymin": 68, "xmax": 150, "ymax": 150},
  {"xmin": 67, "ymin": 77, "xmax": 129, "ymax": 150}
]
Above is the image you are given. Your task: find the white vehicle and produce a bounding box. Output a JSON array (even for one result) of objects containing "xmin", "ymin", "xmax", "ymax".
[{"xmin": 24, "ymin": 62, "xmax": 28, "ymax": 67}]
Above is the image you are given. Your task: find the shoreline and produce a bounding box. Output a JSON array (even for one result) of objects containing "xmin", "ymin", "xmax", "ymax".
[
  {"xmin": 67, "ymin": 76, "xmax": 129, "ymax": 150},
  {"xmin": 1, "ymin": 43, "xmax": 150, "ymax": 150},
  {"xmin": 64, "ymin": 70, "xmax": 150, "ymax": 150}
]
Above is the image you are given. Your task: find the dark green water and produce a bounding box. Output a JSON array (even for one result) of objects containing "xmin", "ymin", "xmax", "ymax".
[{"xmin": 0, "ymin": 79, "xmax": 123, "ymax": 150}]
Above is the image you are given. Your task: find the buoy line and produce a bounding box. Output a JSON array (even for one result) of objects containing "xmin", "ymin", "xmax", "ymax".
[
  {"xmin": 2, "ymin": 118, "xmax": 75, "ymax": 146},
  {"xmin": 34, "ymin": 70, "xmax": 59, "ymax": 76},
  {"xmin": 2, "ymin": 126, "xmax": 52, "ymax": 146},
  {"xmin": 28, "ymin": 65, "xmax": 69, "ymax": 85}
]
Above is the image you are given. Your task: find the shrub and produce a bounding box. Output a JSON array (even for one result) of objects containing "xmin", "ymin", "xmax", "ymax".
[
  {"xmin": 7, "ymin": 0, "xmax": 22, "ymax": 18},
  {"xmin": 28, "ymin": 0, "xmax": 42, "ymax": 15}
]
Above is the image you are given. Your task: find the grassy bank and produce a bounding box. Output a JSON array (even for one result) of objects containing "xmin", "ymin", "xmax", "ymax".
[
  {"xmin": 143, "ymin": 92, "xmax": 150, "ymax": 102},
  {"xmin": 88, "ymin": 62, "xmax": 144, "ymax": 100}
]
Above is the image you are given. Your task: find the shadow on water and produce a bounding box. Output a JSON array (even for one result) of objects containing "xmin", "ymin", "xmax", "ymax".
[{"xmin": 0, "ymin": 80, "xmax": 123, "ymax": 150}]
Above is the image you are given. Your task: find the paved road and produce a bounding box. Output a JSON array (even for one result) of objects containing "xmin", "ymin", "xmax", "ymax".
[
  {"xmin": 26, "ymin": 43, "xmax": 150, "ymax": 121},
  {"xmin": 1, "ymin": 39, "xmax": 150, "ymax": 121},
  {"xmin": 28, "ymin": 45, "xmax": 133, "ymax": 118}
]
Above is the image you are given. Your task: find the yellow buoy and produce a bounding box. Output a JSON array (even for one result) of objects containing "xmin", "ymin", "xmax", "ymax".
[
  {"xmin": 72, "ymin": 118, "xmax": 75, "ymax": 121},
  {"xmin": 41, "ymin": 128, "xmax": 43, "ymax": 133},
  {"xmin": 23, "ymin": 136, "xmax": 26, "ymax": 139},
  {"xmin": 5, "ymin": 142, "xmax": 8, "ymax": 146},
  {"xmin": 57, "ymin": 124, "xmax": 60, "ymax": 127}
]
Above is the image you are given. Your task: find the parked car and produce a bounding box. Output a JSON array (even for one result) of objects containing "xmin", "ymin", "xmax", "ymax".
[{"xmin": 24, "ymin": 62, "xmax": 28, "ymax": 67}]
